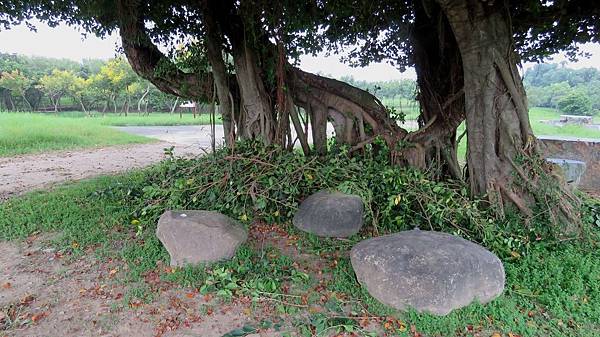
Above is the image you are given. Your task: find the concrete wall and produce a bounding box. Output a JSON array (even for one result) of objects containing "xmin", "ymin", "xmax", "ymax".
[{"xmin": 540, "ymin": 136, "xmax": 600, "ymax": 191}]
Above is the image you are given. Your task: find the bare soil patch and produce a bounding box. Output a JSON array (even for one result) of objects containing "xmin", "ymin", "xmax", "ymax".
[
  {"xmin": 0, "ymin": 142, "xmax": 200, "ymax": 200},
  {"xmin": 0, "ymin": 234, "xmax": 287, "ymax": 337}
]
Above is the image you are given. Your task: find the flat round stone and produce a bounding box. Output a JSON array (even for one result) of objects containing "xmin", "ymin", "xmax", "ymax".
[
  {"xmin": 292, "ymin": 190, "xmax": 363, "ymax": 237},
  {"xmin": 350, "ymin": 230, "xmax": 505, "ymax": 316}
]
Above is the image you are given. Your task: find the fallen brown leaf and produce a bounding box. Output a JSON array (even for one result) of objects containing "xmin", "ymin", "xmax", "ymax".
[
  {"xmin": 20, "ymin": 294, "xmax": 35, "ymax": 305},
  {"xmin": 31, "ymin": 312, "xmax": 47, "ymax": 323}
]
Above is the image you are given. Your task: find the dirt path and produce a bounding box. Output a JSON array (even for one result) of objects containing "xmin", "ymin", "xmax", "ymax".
[
  {"xmin": 0, "ymin": 235, "xmax": 281, "ymax": 337},
  {"xmin": 0, "ymin": 121, "xmax": 420, "ymax": 200},
  {"xmin": 0, "ymin": 141, "xmax": 199, "ymax": 200}
]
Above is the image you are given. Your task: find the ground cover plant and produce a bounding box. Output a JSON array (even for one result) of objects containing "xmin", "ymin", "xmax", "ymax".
[{"xmin": 1, "ymin": 142, "xmax": 599, "ymax": 336}]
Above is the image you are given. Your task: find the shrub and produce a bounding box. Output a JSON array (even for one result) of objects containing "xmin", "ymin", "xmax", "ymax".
[
  {"xmin": 557, "ymin": 91, "xmax": 595, "ymax": 116},
  {"xmin": 122, "ymin": 140, "xmax": 592, "ymax": 259}
]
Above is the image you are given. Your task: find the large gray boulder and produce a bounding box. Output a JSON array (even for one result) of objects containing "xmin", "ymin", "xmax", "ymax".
[
  {"xmin": 350, "ymin": 230, "xmax": 505, "ymax": 316},
  {"xmin": 292, "ymin": 190, "xmax": 363, "ymax": 237},
  {"xmin": 156, "ymin": 210, "xmax": 247, "ymax": 266}
]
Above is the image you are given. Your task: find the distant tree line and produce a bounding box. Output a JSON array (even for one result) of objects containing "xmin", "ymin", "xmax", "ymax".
[
  {"xmin": 336, "ymin": 64, "xmax": 600, "ymax": 118},
  {"xmin": 338, "ymin": 75, "xmax": 417, "ymax": 101},
  {"xmin": 340, "ymin": 63, "xmax": 600, "ymax": 118},
  {"xmin": 3, "ymin": 53, "xmax": 597, "ymax": 118},
  {"xmin": 0, "ymin": 53, "xmax": 192, "ymax": 114},
  {"xmin": 524, "ymin": 63, "xmax": 600, "ymax": 116}
]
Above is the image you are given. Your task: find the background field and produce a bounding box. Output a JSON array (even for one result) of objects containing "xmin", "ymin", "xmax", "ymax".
[
  {"xmin": 4, "ymin": 106, "xmax": 600, "ymax": 159},
  {"xmin": 55, "ymin": 111, "xmax": 218, "ymax": 126},
  {"xmin": 0, "ymin": 112, "xmax": 219, "ymax": 157},
  {"xmin": 378, "ymin": 103, "xmax": 600, "ymax": 161}
]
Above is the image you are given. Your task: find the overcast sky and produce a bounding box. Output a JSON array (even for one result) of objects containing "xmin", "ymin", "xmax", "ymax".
[{"xmin": 1, "ymin": 20, "xmax": 599, "ymax": 82}]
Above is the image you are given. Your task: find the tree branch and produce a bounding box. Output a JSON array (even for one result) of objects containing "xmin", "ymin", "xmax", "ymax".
[{"xmin": 115, "ymin": 0, "xmax": 213, "ymax": 100}]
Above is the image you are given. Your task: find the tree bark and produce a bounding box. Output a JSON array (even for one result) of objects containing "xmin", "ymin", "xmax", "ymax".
[
  {"xmin": 228, "ymin": 30, "xmax": 274, "ymax": 143},
  {"xmin": 78, "ymin": 98, "xmax": 87, "ymax": 115},
  {"xmin": 9, "ymin": 95, "xmax": 14, "ymax": 111},
  {"xmin": 171, "ymin": 97, "xmax": 179, "ymax": 114},
  {"xmin": 21, "ymin": 93, "xmax": 33, "ymax": 111},
  {"xmin": 112, "ymin": 94, "xmax": 117, "ymax": 114},
  {"xmin": 410, "ymin": 0, "xmax": 465, "ymax": 180},
  {"xmin": 202, "ymin": 1, "xmax": 235, "ymax": 147},
  {"xmin": 50, "ymin": 97, "xmax": 59, "ymax": 113},
  {"xmin": 437, "ymin": 0, "xmax": 578, "ymax": 221},
  {"xmin": 116, "ymin": 0, "xmax": 214, "ymax": 101},
  {"xmin": 125, "ymin": 95, "xmax": 130, "ymax": 116}
]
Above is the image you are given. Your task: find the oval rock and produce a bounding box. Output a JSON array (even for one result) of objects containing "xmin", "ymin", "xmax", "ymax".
[
  {"xmin": 156, "ymin": 210, "xmax": 247, "ymax": 266},
  {"xmin": 350, "ymin": 230, "xmax": 505, "ymax": 316},
  {"xmin": 292, "ymin": 190, "xmax": 363, "ymax": 237}
]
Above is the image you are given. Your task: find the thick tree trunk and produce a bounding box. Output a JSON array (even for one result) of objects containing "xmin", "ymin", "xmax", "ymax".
[
  {"xmin": 222, "ymin": 4, "xmax": 276, "ymax": 144},
  {"xmin": 439, "ymin": 0, "xmax": 529, "ymax": 195},
  {"xmin": 116, "ymin": 0, "xmax": 214, "ymax": 101},
  {"xmin": 438, "ymin": 0, "xmax": 578, "ymax": 221},
  {"xmin": 410, "ymin": 1, "xmax": 465, "ymax": 180},
  {"xmin": 230, "ymin": 39, "xmax": 274, "ymax": 143}
]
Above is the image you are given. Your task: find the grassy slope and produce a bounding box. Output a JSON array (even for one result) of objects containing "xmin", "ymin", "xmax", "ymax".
[
  {"xmin": 0, "ymin": 113, "xmax": 152, "ymax": 157},
  {"xmin": 0, "ymin": 169, "xmax": 598, "ymax": 336}
]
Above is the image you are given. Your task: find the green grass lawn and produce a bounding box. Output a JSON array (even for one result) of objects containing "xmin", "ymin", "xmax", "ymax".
[
  {"xmin": 0, "ymin": 112, "xmax": 223, "ymax": 157},
  {"xmin": 529, "ymin": 107, "xmax": 600, "ymax": 139},
  {"xmin": 451, "ymin": 107, "xmax": 600, "ymax": 162},
  {"xmin": 381, "ymin": 97, "xmax": 420, "ymax": 120},
  {"xmin": 0, "ymin": 113, "xmax": 152, "ymax": 157}
]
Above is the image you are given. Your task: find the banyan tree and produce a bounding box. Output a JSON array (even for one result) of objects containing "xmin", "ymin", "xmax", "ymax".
[{"xmin": 4, "ymin": 0, "xmax": 599, "ymax": 222}]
